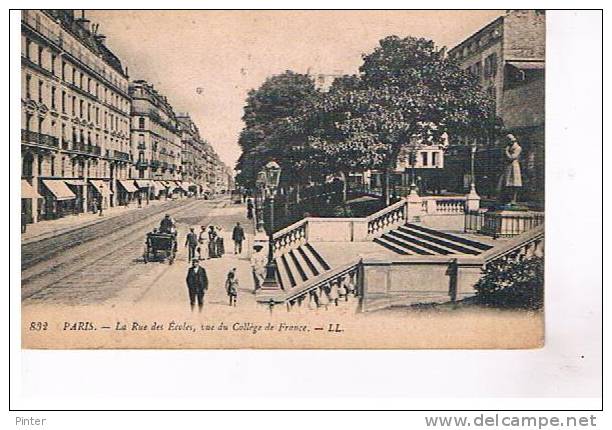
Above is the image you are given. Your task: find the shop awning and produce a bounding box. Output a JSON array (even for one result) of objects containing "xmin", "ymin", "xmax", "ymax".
[
  {"xmin": 64, "ymin": 179, "xmax": 86, "ymax": 186},
  {"xmin": 118, "ymin": 179, "xmax": 138, "ymax": 193},
  {"xmin": 21, "ymin": 179, "xmax": 42, "ymax": 199},
  {"xmin": 158, "ymin": 180, "xmax": 171, "ymax": 189},
  {"xmin": 89, "ymin": 180, "xmax": 113, "ymax": 198},
  {"xmin": 135, "ymin": 180, "xmax": 151, "ymax": 189},
  {"xmin": 507, "ymin": 61, "xmax": 545, "ymax": 70},
  {"xmin": 42, "ymin": 180, "xmax": 76, "ymax": 201}
]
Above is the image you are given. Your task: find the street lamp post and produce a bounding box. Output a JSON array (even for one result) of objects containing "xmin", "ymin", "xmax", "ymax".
[
  {"xmin": 469, "ymin": 142, "xmax": 477, "ymax": 193},
  {"xmin": 465, "ymin": 141, "xmax": 481, "ymax": 212},
  {"xmin": 260, "ymin": 161, "xmax": 282, "ymax": 292},
  {"xmin": 255, "ymin": 171, "xmax": 266, "ymax": 233}
]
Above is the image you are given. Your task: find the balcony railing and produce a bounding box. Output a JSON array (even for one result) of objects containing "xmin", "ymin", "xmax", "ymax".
[
  {"xmin": 21, "ymin": 129, "xmax": 59, "ymax": 148},
  {"xmin": 113, "ymin": 150, "xmax": 131, "ymax": 161}
]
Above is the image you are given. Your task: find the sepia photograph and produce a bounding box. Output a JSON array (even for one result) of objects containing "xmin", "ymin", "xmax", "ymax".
[{"xmin": 18, "ymin": 9, "xmax": 548, "ymax": 349}]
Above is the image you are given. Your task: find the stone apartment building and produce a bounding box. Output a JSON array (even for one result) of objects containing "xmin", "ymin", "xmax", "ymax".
[
  {"xmin": 129, "ymin": 79, "xmax": 183, "ymax": 200},
  {"xmin": 445, "ymin": 9, "xmax": 545, "ymax": 202},
  {"xmin": 21, "ymin": 10, "xmax": 132, "ymax": 223},
  {"xmin": 176, "ymin": 113, "xmax": 219, "ymax": 195}
]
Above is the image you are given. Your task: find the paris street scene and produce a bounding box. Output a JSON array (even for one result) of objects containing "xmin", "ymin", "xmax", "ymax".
[{"xmin": 19, "ymin": 10, "xmax": 545, "ymax": 349}]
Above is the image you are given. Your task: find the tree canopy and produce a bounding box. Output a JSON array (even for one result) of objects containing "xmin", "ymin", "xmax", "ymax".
[{"xmin": 236, "ymin": 36, "xmax": 498, "ymax": 203}]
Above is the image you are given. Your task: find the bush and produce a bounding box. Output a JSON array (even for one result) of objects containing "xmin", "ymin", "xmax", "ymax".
[{"xmin": 474, "ymin": 256, "xmax": 544, "ymax": 309}]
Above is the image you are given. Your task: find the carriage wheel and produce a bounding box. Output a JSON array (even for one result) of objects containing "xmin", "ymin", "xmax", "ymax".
[{"xmin": 143, "ymin": 247, "xmax": 148, "ymax": 263}]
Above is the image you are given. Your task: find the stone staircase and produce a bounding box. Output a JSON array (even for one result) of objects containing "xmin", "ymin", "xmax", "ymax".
[
  {"xmin": 274, "ymin": 243, "xmax": 333, "ymax": 290},
  {"xmin": 374, "ymin": 223, "xmax": 493, "ymax": 256}
]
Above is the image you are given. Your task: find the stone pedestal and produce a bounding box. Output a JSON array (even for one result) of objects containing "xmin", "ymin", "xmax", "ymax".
[
  {"xmin": 465, "ymin": 185, "xmax": 481, "ymax": 212},
  {"xmin": 405, "ymin": 188, "xmax": 423, "ymax": 223},
  {"xmin": 482, "ymin": 209, "xmax": 544, "ymax": 238}
]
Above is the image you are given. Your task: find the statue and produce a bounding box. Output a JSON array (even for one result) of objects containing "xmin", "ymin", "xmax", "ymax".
[{"xmin": 498, "ymin": 133, "xmax": 522, "ymax": 205}]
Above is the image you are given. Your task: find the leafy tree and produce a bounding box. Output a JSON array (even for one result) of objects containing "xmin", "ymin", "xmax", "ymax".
[
  {"xmin": 309, "ymin": 36, "xmax": 497, "ymax": 205},
  {"xmin": 235, "ymin": 71, "xmax": 319, "ymax": 189}
]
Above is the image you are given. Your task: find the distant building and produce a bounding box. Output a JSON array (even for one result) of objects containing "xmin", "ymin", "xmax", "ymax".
[
  {"xmin": 21, "ymin": 10, "xmax": 132, "ymax": 224},
  {"xmin": 446, "ymin": 10, "xmax": 545, "ymax": 201},
  {"xmin": 129, "ymin": 79, "xmax": 182, "ymax": 199},
  {"xmin": 177, "ymin": 113, "xmax": 214, "ymax": 195}
]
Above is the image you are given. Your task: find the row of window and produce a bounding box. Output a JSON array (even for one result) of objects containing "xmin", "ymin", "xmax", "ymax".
[
  {"xmin": 465, "ymin": 53, "xmax": 498, "ymax": 80},
  {"xmin": 23, "ymin": 36, "xmax": 130, "ymax": 115},
  {"xmin": 24, "ymin": 113, "xmax": 129, "ymax": 153},
  {"xmin": 23, "ymin": 153, "xmax": 130, "ymax": 179},
  {"xmin": 24, "ymin": 73, "xmax": 130, "ymax": 136},
  {"xmin": 22, "ymin": 10, "xmax": 128, "ymax": 93}
]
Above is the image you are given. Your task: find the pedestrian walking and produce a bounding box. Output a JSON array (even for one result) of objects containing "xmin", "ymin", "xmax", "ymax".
[
  {"xmin": 225, "ymin": 268, "xmax": 239, "ymax": 307},
  {"xmin": 232, "ymin": 222, "xmax": 245, "ymax": 254},
  {"xmin": 198, "ymin": 225, "xmax": 208, "ymax": 260},
  {"xmin": 185, "ymin": 228, "xmax": 198, "ymax": 262},
  {"xmin": 246, "ymin": 198, "xmax": 254, "ymax": 220},
  {"xmin": 207, "ymin": 225, "xmax": 217, "ymax": 258},
  {"xmin": 185, "ymin": 259, "xmax": 208, "ymax": 311},
  {"xmin": 215, "ymin": 226, "xmax": 225, "ymax": 257}
]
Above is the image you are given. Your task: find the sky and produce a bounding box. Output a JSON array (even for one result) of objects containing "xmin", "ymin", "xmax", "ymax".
[{"xmin": 87, "ymin": 10, "xmax": 503, "ymax": 170}]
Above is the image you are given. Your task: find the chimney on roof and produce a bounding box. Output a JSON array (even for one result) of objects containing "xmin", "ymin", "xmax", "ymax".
[{"xmin": 76, "ymin": 10, "xmax": 91, "ymax": 32}]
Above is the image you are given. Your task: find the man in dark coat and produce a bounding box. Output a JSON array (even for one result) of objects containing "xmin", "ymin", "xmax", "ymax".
[
  {"xmin": 232, "ymin": 222, "xmax": 245, "ymax": 255},
  {"xmin": 185, "ymin": 227, "xmax": 198, "ymax": 262},
  {"xmin": 186, "ymin": 259, "xmax": 208, "ymax": 311}
]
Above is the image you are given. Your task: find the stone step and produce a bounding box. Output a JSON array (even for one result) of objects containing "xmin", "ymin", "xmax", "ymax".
[
  {"xmin": 380, "ymin": 232, "xmax": 435, "ymax": 255},
  {"xmin": 397, "ymin": 226, "xmax": 483, "ymax": 255},
  {"xmin": 278, "ymin": 253, "xmax": 297, "ymax": 288},
  {"xmin": 387, "ymin": 229, "xmax": 454, "ymax": 255},
  {"xmin": 406, "ymin": 223, "xmax": 493, "ymax": 251},
  {"xmin": 305, "ymin": 243, "xmax": 331, "ymax": 271},
  {"xmin": 373, "ymin": 236, "xmax": 412, "ymax": 255},
  {"xmin": 288, "ymin": 249, "xmax": 309, "ymax": 282},
  {"xmin": 297, "ymin": 245, "xmax": 322, "ymax": 277}
]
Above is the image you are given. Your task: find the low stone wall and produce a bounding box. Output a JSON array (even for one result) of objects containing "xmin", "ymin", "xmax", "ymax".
[{"xmin": 360, "ymin": 257, "xmax": 483, "ymax": 312}]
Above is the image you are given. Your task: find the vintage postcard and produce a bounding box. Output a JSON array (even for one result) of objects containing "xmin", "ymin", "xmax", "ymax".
[{"xmin": 19, "ymin": 9, "xmax": 545, "ymax": 349}]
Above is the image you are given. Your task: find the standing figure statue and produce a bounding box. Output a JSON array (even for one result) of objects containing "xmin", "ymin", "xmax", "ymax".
[{"xmin": 498, "ymin": 133, "xmax": 523, "ymax": 205}]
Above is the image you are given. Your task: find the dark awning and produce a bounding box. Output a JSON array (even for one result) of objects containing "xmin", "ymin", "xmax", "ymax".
[
  {"xmin": 507, "ymin": 61, "xmax": 545, "ymax": 70},
  {"xmin": 118, "ymin": 180, "xmax": 138, "ymax": 193},
  {"xmin": 42, "ymin": 180, "xmax": 76, "ymax": 201}
]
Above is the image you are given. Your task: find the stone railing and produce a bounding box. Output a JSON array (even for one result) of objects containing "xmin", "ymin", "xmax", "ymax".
[
  {"xmin": 258, "ymin": 259, "xmax": 361, "ymax": 307},
  {"xmin": 421, "ymin": 195, "xmax": 467, "ymax": 215},
  {"xmin": 481, "ymin": 225, "xmax": 545, "ymax": 266},
  {"xmin": 272, "ymin": 218, "xmax": 308, "ymax": 253},
  {"xmin": 366, "ymin": 199, "xmax": 407, "ymax": 237},
  {"xmin": 270, "ymin": 199, "xmax": 408, "ymax": 255}
]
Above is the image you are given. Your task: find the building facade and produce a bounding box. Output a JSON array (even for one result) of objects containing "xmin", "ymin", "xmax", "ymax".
[
  {"xmin": 21, "ymin": 10, "xmax": 132, "ymax": 223},
  {"xmin": 446, "ymin": 9, "xmax": 545, "ymax": 202},
  {"xmin": 129, "ymin": 80, "xmax": 182, "ymax": 199}
]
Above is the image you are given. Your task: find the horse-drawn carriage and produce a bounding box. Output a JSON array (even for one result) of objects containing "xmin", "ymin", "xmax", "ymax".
[{"xmin": 144, "ymin": 231, "xmax": 177, "ymax": 264}]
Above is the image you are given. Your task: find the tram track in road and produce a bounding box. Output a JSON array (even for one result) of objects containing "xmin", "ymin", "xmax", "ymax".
[
  {"xmin": 21, "ymin": 199, "xmax": 229, "ymax": 303},
  {"xmin": 22, "ymin": 199, "xmax": 191, "ymax": 271}
]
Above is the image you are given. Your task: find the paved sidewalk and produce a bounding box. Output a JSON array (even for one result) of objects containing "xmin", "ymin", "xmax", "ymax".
[{"xmin": 109, "ymin": 201, "xmax": 262, "ymax": 310}]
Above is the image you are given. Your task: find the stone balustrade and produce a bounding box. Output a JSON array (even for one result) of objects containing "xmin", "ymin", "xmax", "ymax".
[{"xmin": 421, "ymin": 196, "xmax": 467, "ymax": 215}]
